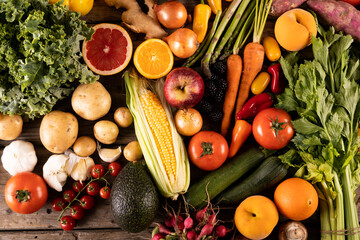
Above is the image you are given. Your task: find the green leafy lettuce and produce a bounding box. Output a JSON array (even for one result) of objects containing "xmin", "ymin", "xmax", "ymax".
[
  {"xmin": 277, "ymin": 25, "xmax": 360, "ymax": 240},
  {"xmin": 0, "ymin": 0, "xmax": 98, "ymax": 119}
]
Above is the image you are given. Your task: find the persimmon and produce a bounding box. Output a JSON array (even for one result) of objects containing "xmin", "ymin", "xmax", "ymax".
[{"xmin": 274, "ymin": 178, "xmax": 318, "ymax": 221}]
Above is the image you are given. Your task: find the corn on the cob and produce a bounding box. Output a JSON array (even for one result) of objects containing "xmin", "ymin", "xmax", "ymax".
[{"xmin": 125, "ymin": 69, "xmax": 190, "ymax": 200}]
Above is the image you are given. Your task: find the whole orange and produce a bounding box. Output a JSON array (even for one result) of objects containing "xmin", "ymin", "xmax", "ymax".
[{"xmin": 274, "ymin": 178, "xmax": 318, "ymax": 221}]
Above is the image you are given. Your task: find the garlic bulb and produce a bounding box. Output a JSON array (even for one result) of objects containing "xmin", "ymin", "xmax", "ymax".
[
  {"xmin": 97, "ymin": 141, "xmax": 122, "ymax": 163},
  {"xmin": 43, "ymin": 154, "xmax": 69, "ymax": 192},
  {"xmin": 1, "ymin": 140, "xmax": 37, "ymax": 176}
]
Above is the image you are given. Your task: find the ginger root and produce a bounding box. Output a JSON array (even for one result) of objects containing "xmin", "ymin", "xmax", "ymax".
[{"xmin": 104, "ymin": 0, "xmax": 168, "ymax": 39}]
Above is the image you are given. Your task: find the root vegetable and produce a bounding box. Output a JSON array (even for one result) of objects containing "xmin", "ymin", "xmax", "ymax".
[
  {"xmin": 197, "ymin": 223, "xmax": 214, "ymax": 240},
  {"xmin": 163, "ymin": 28, "xmax": 199, "ymax": 59},
  {"xmin": 184, "ymin": 216, "xmax": 194, "ymax": 229},
  {"xmin": 114, "ymin": 107, "xmax": 133, "ymax": 128},
  {"xmin": 307, "ymin": 0, "xmax": 360, "ymax": 41},
  {"xmin": 0, "ymin": 113, "xmax": 23, "ymax": 141},
  {"xmin": 73, "ymin": 136, "xmax": 96, "ymax": 157},
  {"xmin": 153, "ymin": 1, "xmax": 188, "ymax": 29},
  {"xmin": 93, "ymin": 120, "xmax": 119, "ymax": 145},
  {"xmin": 215, "ymin": 225, "xmax": 227, "ymax": 237},
  {"xmin": 104, "ymin": 0, "xmax": 167, "ymax": 39},
  {"xmin": 152, "ymin": 233, "xmax": 166, "ymax": 240},
  {"xmin": 187, "ymin": 230, "xmax": 197, "ymax": 240},
  {"xmin": 270, "ymin": 0, "xmax": 307, "ymax": 17},
  {"xmin": 157, "ymin": 223, "xmax": 172, "ymax": 235},
  {"xmin": 123, "ymin": 141, "xmax": 143, "ymax": 162}
]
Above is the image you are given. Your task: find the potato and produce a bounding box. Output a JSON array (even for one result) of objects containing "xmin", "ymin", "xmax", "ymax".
[
  {"xmin": 94, "ymin": 120, "xmax": 119, "ymax": 144},
  {"xmin": 73, "ymin": 136, "xmax": 96, "ymax": 157},
  {"xmin": 114, "ymin": 107, "xmax": 133, "ymax": 128},
  {"xmin": 0, "ymin": 113, "xmax": 23, "ymax": 141},
  {"xmin": 40, "ymin": 111, "xmax": 78, "ymax": 153},
  {"xmin": 123, "ymin": 141, "xmax": 143, "ymax": 162},
  {"xmin": 71, "ymin": 81, "xmax": 111, "ymax": 121}
]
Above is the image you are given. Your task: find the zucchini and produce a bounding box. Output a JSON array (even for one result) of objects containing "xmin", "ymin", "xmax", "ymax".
[
  {"xmin": 216, "ymin": 156, "xmax": 288, "ymax": 205},
  {"xmin": 185, "ymin": 147, "xmax": 266, "ymax": 209}
]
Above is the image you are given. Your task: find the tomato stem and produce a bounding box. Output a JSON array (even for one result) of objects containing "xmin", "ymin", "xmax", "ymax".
[
  {"xmin": 200, "ymin": 142, "xmax": 213, "ymax": 158},
  {"xmin": 268, "ymin": 115, "xmax": 288, "ymax": 140},
  {"xmin": 15, "ymin": 190, "xmax": 31, "ymax": 203}
]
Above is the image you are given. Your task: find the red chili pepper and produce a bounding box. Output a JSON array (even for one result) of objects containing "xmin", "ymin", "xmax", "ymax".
[
  {"xmin": 268, "ymin": 63, "xmax": 285, "ymax": 95},
  {"xmin": 236, "ymin": 92, "xmax": 274, "ymax": 120},
  {"xmin": 228, "ymin": 120, "xmax": 252, "ymax": 158}
]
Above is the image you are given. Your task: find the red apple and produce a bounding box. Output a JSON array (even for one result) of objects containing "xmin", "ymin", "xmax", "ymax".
[{"xmin": 164, "ymin": 67, "xmax": 204, "ymax": 109}]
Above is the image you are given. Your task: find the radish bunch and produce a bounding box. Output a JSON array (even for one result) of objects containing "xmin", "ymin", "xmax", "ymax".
[{"xmin": 152, "ymin": 201, "xmax": 230, "ymax": 240}]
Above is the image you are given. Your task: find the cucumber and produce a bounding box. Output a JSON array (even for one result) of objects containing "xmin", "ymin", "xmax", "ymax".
[
  {"xmin": 216, "ymin": 156, "xmax": 288, "ymax": 205},
  {"xmin": 185, "ymin": 147, "xmax": 266, "ymax": 209}
]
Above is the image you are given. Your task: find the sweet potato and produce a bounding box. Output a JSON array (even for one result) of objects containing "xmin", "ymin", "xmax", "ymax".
[
  {"xmin": 307, "ymin": 0, "xmax": 360, "ymax": 41},
  {"xmin": 270, "ymin": 0, "xmax": 307, "ymax": 17}
]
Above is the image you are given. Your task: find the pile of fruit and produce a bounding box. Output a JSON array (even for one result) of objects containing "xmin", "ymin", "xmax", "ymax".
[{"xmin": 1, "ymin": 0, "xmax": 360, "ymax": 239}]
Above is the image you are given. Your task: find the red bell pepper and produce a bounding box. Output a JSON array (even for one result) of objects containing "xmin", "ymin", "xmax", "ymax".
[
  {"xmin": 268, "ymin": 63, "xmax": 285, "ymax": 95},
  {"xmin": 236, "ymin": 92, "xmax": 274, "ymax": 120}
]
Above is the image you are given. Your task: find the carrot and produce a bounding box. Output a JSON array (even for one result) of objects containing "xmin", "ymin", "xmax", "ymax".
[
  {"xmin": 220, "ymin": 54, "xmax": 242, "ymax": 137},
  {"xmin": 234, "ymin": 42, "xmax": 264, "ymax": 116},
  {"xmin": 234, "ymin": 0, "xmax": 272, "ymax": 118}
]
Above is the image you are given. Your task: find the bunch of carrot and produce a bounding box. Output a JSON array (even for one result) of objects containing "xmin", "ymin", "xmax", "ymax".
[{"xmin": 221, "ymin": 0, "xmax": 273, "ymax": 137}]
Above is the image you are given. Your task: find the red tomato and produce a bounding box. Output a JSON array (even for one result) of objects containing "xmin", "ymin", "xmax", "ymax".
[
  {"xmin": 70, "ymin": 205, "xmax": 85, "ymax": 220},
  {"xmin": 339, "ymin": 0, "xmax": 360, "ymax": 6},
  {"xmin": 86, "ymin": 182, "xmax": 100, "ymax": 196},
  {"xmin": 60, "ymin": 216, "xmax": 76, "ymax": 231},
  {"xmin": 252, "ymin": 108, "xmax": 294, "ymax": 150},
  {"xmin": 51, "ymin": 198, "xmax": 66, "ymax": 212},
  {"xmin": 108, "ymin": 162, "xmax": 122, "ymax": 177},
  {"xmin": 4, "ymin": 172, "xmax": 48, "ymax": 214},
  {"xmin": 63, "ymin": 189, "xmax": 77, "ymax": 203},
  {"xmin": 91, "ymin": 164, "xmax": 105, "ymax": 178},
  {"xmin": 80, "ymin": 195, "xmax": 95, "ymax": 210},
  {"xmin": 72, "ymin": 181, "xmax": 86, "ymax": 193},
  {"xmin": 99, "ymin": 186, "xmax": 111, "ymax": 199},
  {"xmin": 188, "ymin": 131, "xmax": 229, "ymax": 171}
]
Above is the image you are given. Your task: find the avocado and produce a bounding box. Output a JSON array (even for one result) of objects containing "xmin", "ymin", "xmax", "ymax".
[{"xmin": 111, "ymin": 161, "xmax": 159, "ymax": 233}]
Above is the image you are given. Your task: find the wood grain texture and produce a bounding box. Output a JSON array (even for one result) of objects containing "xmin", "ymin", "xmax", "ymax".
[{"xmin": 0, "ymin": 0, "xmax": 359, "ymax": 239}]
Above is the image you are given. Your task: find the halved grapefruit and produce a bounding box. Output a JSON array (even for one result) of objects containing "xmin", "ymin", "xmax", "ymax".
[{"xmin": 83, "ymin": 23, "xmax": 132, "ymax": 76}]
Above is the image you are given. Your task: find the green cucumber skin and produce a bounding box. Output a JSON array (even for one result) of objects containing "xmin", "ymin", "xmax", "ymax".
[
  {"xmin": 217, "ymin": 156, "xmax": 288, "ymax": 205},
  {"xmin": 185, "ymin": 147, "xmax": 265, "ymax": 209}
]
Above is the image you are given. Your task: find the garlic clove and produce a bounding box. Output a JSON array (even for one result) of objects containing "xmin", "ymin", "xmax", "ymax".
[
  {"xmin": 97, "ymin": 141, "xmax": 122, "ymax": 163},
  {"xmin": 43, "ymin": 154, "xmax": 69, "ymax": 192}
]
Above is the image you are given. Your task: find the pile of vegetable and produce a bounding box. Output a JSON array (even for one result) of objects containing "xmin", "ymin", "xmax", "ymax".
[
  {"xmin": 2, "ymin": 0, "xmax": 360, "ymax": 239},
  {"xmin": 0, "ymin": 0, "xmax": 98, "ymax": 119}
]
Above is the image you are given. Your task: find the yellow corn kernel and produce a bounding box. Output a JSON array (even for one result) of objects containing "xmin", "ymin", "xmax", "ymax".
[{"xmin": 139, "ymin": 90, "xmax": 176, "ymax": 184}]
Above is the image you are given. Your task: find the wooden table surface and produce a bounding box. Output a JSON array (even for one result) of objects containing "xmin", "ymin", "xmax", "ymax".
[{"xmin": 0, "ymin": 1, "xmax": 359, "ymax": 240}]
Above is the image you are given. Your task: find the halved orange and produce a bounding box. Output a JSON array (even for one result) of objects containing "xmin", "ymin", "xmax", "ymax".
[
  {"xmin": 133, "ymin": 39, "xmax": 174, "ymax": 79},
  {"xmin": 82, "ymin": 23, "xmax": 132, "ymax": 76}
]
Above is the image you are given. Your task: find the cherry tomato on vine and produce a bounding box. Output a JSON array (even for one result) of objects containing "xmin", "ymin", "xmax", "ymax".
[
  {"xmin": 108, "ymin": 162, "xmax": 122, "ymax": 177},
  {"xmin": 51, "ymin": 198, "xmax": 66, "ymax": 212},
  {"xmin": 100, "ymin": 186, "xmax": 111, "ymax": 199},
  {"xmin": 80, "ymin": 195, "xmax": 95, "ymax": 210},
  {"xmin": 91, "ymin": 164, "xmax": 105, "ymax": 178},
  {"xmin": 72, "ymin": 181, "xmax": 86, "ymax": 193},
  {"xmin": 86, "ymin": 182, "xmax": 100, "ymax": 196},
  {"xmin": 63, "ymin": 189, "xmax": 76, "ymax": 203},
  {"xmin": 60, "ymin": 215, "xmax": 76, "ymax": 231},
  {"xmin": 188, "ymin": 131, "xmax": 229, "ymax": 171},
  {"xmin": 70, "ymin": 205, "xmax": 85, "ymax": 220},
  {"xmin": 252, "ymin": 108, "xmax": 294, "ymax": 150}
]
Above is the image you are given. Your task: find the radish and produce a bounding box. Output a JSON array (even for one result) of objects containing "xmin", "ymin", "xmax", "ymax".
[
  {"xmin": 208, "ymin": 214, "xmax": 217, "ymax": 225},
  {"xmin": 215, "ymin": 225, "xmax": 227, "ymax": 237},
  {"xmin": 195, "ymin": 208, "xmax": 207, "ymax": 221},
  {"xmin": 187, "ymin": 230, "xmax": 197, "ymax": 240},
  {"xmin": 184, "ymin": 216, "xmax": 194, "ymax": 229},
  {"xmin": 152, "ymin": 233, "xmax": 165, "ymax": 240},
  {"xmin": 196, "ymin": 223, "xmax": 214, "ymax": 240},
  {"xmin": 157, "ymin": 223, "xmax": 172, "ymax": 235},
  {"xmin": 165, "ymin": 217, "xmax": 172, "ymax": 228}
]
